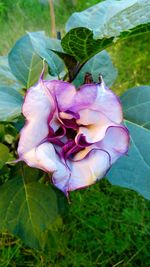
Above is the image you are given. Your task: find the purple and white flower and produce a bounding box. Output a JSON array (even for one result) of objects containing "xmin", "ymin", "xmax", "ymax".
[{"xmin": 17, "ymin": 74, "xmax": 129, "ymax": 195}]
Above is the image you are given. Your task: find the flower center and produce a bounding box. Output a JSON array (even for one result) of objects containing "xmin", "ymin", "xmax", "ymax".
[{"xmin": 48, "ymin": 113, "xmax": 87, "ymax": 160}]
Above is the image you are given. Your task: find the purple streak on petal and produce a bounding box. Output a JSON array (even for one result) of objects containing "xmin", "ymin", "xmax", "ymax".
[
  {"xmin": 43, "ymin": 137, "xmax": 64, "ymax": 147},
  {"xmin": 70, "ymin": 80, "xmax": 123, "ymax": 124},
  {"xmin": 60, "ymin": 118, "xmax": 78, "ymax": 130},
  {"xmin": 44, "ymin": 80, "xmax": 76, "ymax": 111},
  {"xmin": 63, "ymin": 143, "xmax": 83, "ymax": 160},
  {"xmin": 75, "ymin": 134, "xmax": 93, "ymax": 147},
  {"xmin": 61, "ymin": 140, "xmax": 75, "ymax": 158},
  {"xmin": 76, "ymin": 113, "xmax": 117, "ymax": 143},
  {"xmin": 54, "ymin": 125, "xmax": 66, "ymax": 138}
]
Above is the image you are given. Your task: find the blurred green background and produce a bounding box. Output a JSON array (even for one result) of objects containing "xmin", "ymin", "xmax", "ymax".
[{"xmin": 0, "ymin": 0, "xmax": 150, "ymax": 266}]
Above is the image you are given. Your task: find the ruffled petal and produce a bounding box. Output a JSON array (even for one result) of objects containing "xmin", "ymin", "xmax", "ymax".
[
  {"xmin": 18, "ymin": 80, "xmax": 54, "ymax": 157},
  {"xmin": 71, "ymin": 84, "xmax": 97, "ymax": 111},
  {"xmin": 93, "ymin": 82, "xmax": 123, "ymax": 123},
  {"xmin": 20, "ymin": 142, "xmax": 69, "ymax": 181},
  {"xmin": 76, "ymin": 112, "xmax": 117, "ymax": 143},
  {"xmin": 56, "ymin": 126, "xmax": 129, "ymax": 193},
  {"xmin": 97, "ymin": 126, "xmax": 130, "ymax": 164},
  {"xmin": 76, "ymin": 109, "xmax": 101, "ymax": 125},
  {"xmin": 44, "ymin": 80, "xmax": 76, "ymax": 111},
  {"xmin": 71, "ymin": 80, "xmax": 123, "ymax": 124},
  {"xmin": 17, "ymin": 74, "xmax": 129, "ymax": 196},
  {"xmin": 67, "ymin": 149, "xmax": 111, "ymax": 192}
]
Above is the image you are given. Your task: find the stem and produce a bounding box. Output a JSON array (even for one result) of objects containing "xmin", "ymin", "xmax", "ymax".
[
  {"xmin": 49, "ymin": 0, "xmax": 56, "ymax": 38},
  {"xmin": 68, "ymin": 62, "xmax": 84, "ymax": 82}
]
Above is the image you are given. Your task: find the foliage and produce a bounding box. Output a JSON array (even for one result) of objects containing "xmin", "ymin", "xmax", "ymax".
[
  {"xmin": 61, "ymin": 0, "xmax": 150, "ymax": 80},
  {"xmin": 0, "ymin": 181, "xmax": 150, "ymax": 266},
  {"xmin": 0, "ymin": 56, "xmax": 22, "ymax": 90},
  {"xmin": 66, "ymin": 0, "xmax": 150, "ymax": 39},
  {"xmin": 8, "ymin": 32, "xmax": 64, "ymax": 87},
  {"xmin": 0, "ymin": 87, "xmax": 23, "ymax": 121},
  {"xmin": 0, "ymin": 166, "xmax": 67, "ymax": 250},
  {"xmin": 108, "ymin": 86, "xmax": 150, "ymax": 199},
  {"xmin": 73, "ymin": 50, "xmax": 118, "ymax": 87}
]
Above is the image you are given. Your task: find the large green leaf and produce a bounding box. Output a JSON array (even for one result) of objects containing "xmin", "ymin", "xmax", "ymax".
[
  {"xmin": 62, "ymin": 27, "xmax": 111, "ymax": 62},
  {"xmin": 107, "ymin": 86, "xmax": 150, "ymax": 199},
  {"xmin": 0, "ymin": 87, "xmax": 23, "ymax": 121},
  {"xmin": 10, "ymin": 163, "xmax": 42, "ymax": 184},
  {"xmin": 58, "ymin": 0, "xmax": 150, "ymax": 81},
  {"xmin": 0, "ymin": 56, "xmax": 22, "ymax": 91},
  {"xmin": 61, "ymin": 0, "xmax": 150, "ymax": 73},
  {"xmin": 66, "ymin": 0, "xmax": 150, "ymax": 39},
  {"xmin": 73, "ymin": 50, "xmax": 117, "ymax": 87},
  {"xmin": 28, "ymin": 31, "xmax": 65, "ymax": 76},
  {"xmin": 8, "ymin": 32, "xmax": 65, "ymax": 88},
  {"xmin": 8, "ymin": 34, "xmax": 43, "ymax": 88},
  {"xmin": 0, "ymin": 175, "xmax": 67, "ymax": 250},
  {"xmin": 62, "ymin": 24, "xmax": 150, "ymax": 64},
  {"xmin": 120, "ymin": 86, "xmax": 150, "ymax": 129}
]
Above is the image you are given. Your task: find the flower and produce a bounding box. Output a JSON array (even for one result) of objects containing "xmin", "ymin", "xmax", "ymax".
[{"xmin": 17, "ymin": 74, "xmax": 129, "ymax": 195}]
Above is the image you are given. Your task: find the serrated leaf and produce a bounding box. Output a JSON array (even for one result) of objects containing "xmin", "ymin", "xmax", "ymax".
[
  {"xmin": 66, "ymin": 0, "xmax": 150, "ymax": 39},
  {"xmin": 107, "ymin": 86, "xmax": 150, "ymax": 199},
  {"xmin": 73, "ymin": 50, "xmax": 117, "ymax": 87},
  {"xmin": 0, "ymin": 56, "xmax": 22, "ymax": 91},
  {"xmin": 28, "ymin": 31, "xmax": 65, "ymax": 76},
  {"xmin": 0, "ymin": 143, "xmax": 10, "ymax": 169},
  {"xmin": 0, "ymin": 87, "xmax": 23, "ymax": 121},
  {"xmin": 8, "ymin": 34, "xmax": 43, "ymax": 88},
  {"xmin": 0, "ymin": 176, "xmax": 67, "ymax": 250}
]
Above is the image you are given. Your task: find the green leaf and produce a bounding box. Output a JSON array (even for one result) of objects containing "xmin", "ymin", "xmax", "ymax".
[
  {"xmin": 73, "ymin": 50, "xmax": 117, "ymax": 87},
  {"xmin": 8, "ymin": 32, "xmax": 65, "ymax": 88},
  {"xmin": 107, "ymin": 86, "xmax": 150, "ymax": 199},
  {"xmin": 62, "ymin": 24, "xmax": 150, "ymax": 64},
  {"xmin": 59, "ymin": 0, "xmax": 150, "ymax": 81},
  {"xmin": 8, "ymin": 34, "xmax": 44, "ymax": 88},
  {"xmin": 0, "ymin": 176, "xmax": 67, "ymax": 250},
  {"xmin": 0, "ymin": 143, "xmax": 10, "ymax": 169},
  {"xmin": 62, "ymin": 0, "xmax": 150, "ymax": 71},
  {"xmin": 62, "ymin": 28, "xmax": 109, "ymax": 62},
  {"xmin": 0, "ymin": 56, "xmax": 22, "ymax": 91},
  {"xmin": 10, "ymin": 163, "xmax": 42, "ymax": 184},
  {"xmin": 0, "ymin": 87, "xmax": 23, "ymax": 121},
  {"xmin": 120, "ymin": 86, "xmax": 150, "ymax": 129},
  {"xmin": 28, "ymin": 31, "xmax": 65, "ymax": 76},
  {"xmin": 66, "ymin": 0, "xmax": 150, "ymax": 39}
]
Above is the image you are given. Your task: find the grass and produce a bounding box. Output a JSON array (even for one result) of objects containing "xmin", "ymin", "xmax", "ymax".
[
  {"xmin": 0, "ymin": 0, "xmax": 150, "ymax": 266},
  {"xmin": 0, "ymin": 181, "xmax": 150, "ymax": 266},
  {"xmin": 110, "ymin": 33, "xmax": 150, "ymax": 94}
]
